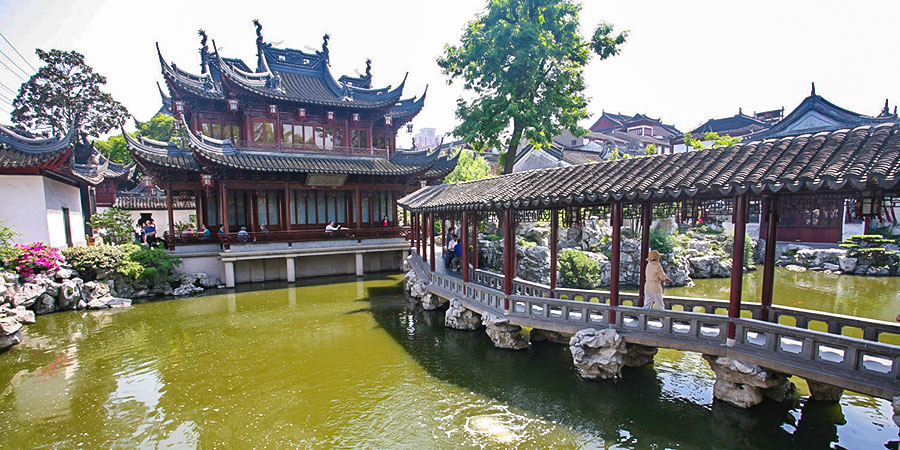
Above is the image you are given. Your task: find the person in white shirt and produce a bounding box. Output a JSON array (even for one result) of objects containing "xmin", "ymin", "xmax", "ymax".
[
  {"xmin": 445, "ymin": 236, "xmax": 458, "ymax": 269},
  {"xmin": 325, "ymin": 221, "xmax": 342, "ymax": 233}
]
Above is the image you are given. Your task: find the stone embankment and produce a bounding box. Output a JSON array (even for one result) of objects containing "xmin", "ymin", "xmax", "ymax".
[
  {"xmin": 772, "ymin": 238, "xmax": 900, "ymax": 276},
  {"xmin": 0, "ymin": 267, "xmax": 222, "ymax": 351}
]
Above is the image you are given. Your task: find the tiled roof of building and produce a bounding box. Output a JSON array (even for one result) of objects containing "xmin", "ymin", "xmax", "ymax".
[
  {"xmin": 114, "ymin": 193, "xmax": 196, "ymax": 210},
  {"xmin": 690, "ymin": 112, "xmax": 770, "ymax": 137},
  {"xmin": 0, "ymin": 124, "xmax": 73, "ymax": 169},
  {"xmin": 399, "ymin": 123, "xmax": 900, "ymax": 212},
  {"xmin": 69, "ymin": 141, "xmax": 134, "ymax": 185}
]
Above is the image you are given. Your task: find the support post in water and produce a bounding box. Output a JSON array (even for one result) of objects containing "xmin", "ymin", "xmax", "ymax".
[
  {"xmin": 760, "ymin": 196, "xmax": 779, "ymax": 322},
  {"xmin": 609, "ymin": 201, "xmax": 622, "ymax": 325},
  {"xmin": 728, "ymin": 193, "xmax": 749, "ymax": 345},
  {"xmin": 638, "ymin": 202, "xmax": 652, "ymax": 307},
  {"xmin": 550, "ymin": 208, "xmax": 559, "ymax": 297}
]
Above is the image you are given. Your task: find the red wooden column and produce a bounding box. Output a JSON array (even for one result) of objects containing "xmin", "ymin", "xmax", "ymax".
[
  {"xmin": 461, "ymin": 211, "xmax": 469, "ymax": 283},
  {"xmin": 549, "ymin": 208, "xmax": 559, "ymax": 297},
  {"xmin": 284, "ymin": 183, "xmax": 292, "ymax": 231},
  {"xmin": 429, "ymin": 213, "xmax": 436, "ymax": 272},
  {"xmin": 441, "ymin": 217, "xmax": 447, "ymax": 259},
  {"xmin": 166, "ymin": 183, "xmax": 175, "ymax": 249},
  {"xmin": 637, "ymin": 202, "xmax": 652, "ymax": 307},
  {"xmin": 410, "ymin": 212, "xmax": 416, "ymax": 248},
  {"xmin": 219, "ymin": 181, "xmax": 229, "ymax": 233},
  {"xmin": 609, "ymin": 201, "xmax": 622, "ymax": 325},
  {"xmin": 760, "ymin": 196, "xmax": 779, "ymax": 322},
  {"xmin": 471, "ymin": 213, "xmax": 479, "ymax": 271},
  {"xmin": 728, "ymin": 194, "xmax": 750, "ymax": 345},
  {"xmin": 502, "ymin": 209, "xmax": 517, "ymax": 312},
  {"xmin": 354, "ymin": 187, "xmax": 363, "ymax": 230},
  {"xmin": 420, "ymin": 213, "xmax": 427, "ymax": 262}
]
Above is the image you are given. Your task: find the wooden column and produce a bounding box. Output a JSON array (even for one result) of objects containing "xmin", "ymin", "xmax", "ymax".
[
  {"xmin": 609, "ymin": 201, "xmax": 622, "ymax": 325},
  {"xmin": 549, "ymin": 208, "xmax": 559, "ymax": 297},
  {"xmin": 760, "ymin": 196, "xmax": 779, "ymax": 322},
  {"xmin": 728, "ymin": 194, "xmax": 749, "ymax": 344},
  {"xmin": 441, "ymin": 217, "xmax": 447, "ymax": 260},
  {"xmin": 502, "ymin": 209, "xmax": 516, "ymax": 312},
  {"xmin": 638, "ymin": 202, "xmax": 652, "ymax": 307},
  {"xmin": 471, "ymin": 213, "xmax": 479, "ymax": 271},
  {"xmin": 194, "ymin": 190, "xmax": 203, "ymax": 228},
  {"xmin": 354, "ymin": 186, "xmax": 362, "ymax": 229},
  {"xmin": 219, "ymin": 180, "xmax": 229, "ymax": 233},
  {"xmin": 429, "ymin": 213, "xmax": 436, "ymax": 272},
  {"xmin": 461, "ymin": 211, "xmax": 469, "ymax": 283},
  {"xmin": 166, "ymin": 183, "xmax": 175, "ymax": 249},
  {"xmin": 284, "ymin": 183, "xmax": 291, "ymax": 231},
  {"xmin": 420, "ymin": 213, "xmax": 426, "ymax": 261}
]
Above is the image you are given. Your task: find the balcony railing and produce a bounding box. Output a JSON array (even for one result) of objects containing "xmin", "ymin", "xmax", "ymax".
[
  {"xmin": 164, "ymin": 226, "xmax": 409, "ymax": 248},
  {"xmin": 232, "ymin": 140, "xmax": 390, "ymax": 158}
]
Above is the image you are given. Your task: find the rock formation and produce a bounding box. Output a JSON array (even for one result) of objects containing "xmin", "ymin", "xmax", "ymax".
[
  {"xmin": 702, "ymin": 355, "xmax": 794, "ymax": 408},
  {"xmin": 529, "ymin": 328, "xmax": 572, "ymax": 345},
  {"xmin": 482, "ymin": 313, "xmax": 528, "ymax": 350},
  {"xmin": 569, "ymin": 328, "xmax": 627, "ymax": 379},
  {"xmin": 444, "ymin": 299, "xmax": 482, "ymax": 330},
  {"xmin": 806, "ymin": 379, "xmax": 844, "ymax": 402}
]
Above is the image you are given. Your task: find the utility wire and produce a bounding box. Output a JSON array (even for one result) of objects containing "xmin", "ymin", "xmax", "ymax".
[
  {"xmin": 0, "ymin": 92, "xmax": 12, "ymax": 103},
  {"xmin": 0, "ymin": 47, "xmax": 29, "ymax": 78},
  {"xmin": 0, "ymin": 31, "xmax": 36, "ymax": 72},
  {"xmin": 0, "ymin": 80, "xmax": 15, "ymax": 95},
  {"xmin": 0, "ymin": 58, "xmax": 25, "ymax": 81}
]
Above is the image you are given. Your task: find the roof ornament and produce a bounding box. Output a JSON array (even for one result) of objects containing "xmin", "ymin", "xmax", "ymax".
[
  {"xmin": 811, "ymin": 82, "xmax": 816, "ymax": 96},
  {"xmin": 317, "ymin": 34, "xmax": 330, "ymax": 66},
  {"xmin": 738, "ymin": 107, "xmax": 742, "ymax": 116},
  {"xmin": 340, "ymin": 82, "xmax": 353, "ymax": 102},
  {"xmin": 265, "ymin": 72, "xmax": 282, "ymax": 91},
  {"xmin": 198, "ymin": 29, "xmax": 210, "ymax": 75},
  {"xmin": 364, "ymin": 58, "xmax": 372, "ymax": 79},
  {"xmin": 253, "ymin": 19, "xmax": 263, "ymax": 46},
  {"xmin": 252, "ymin": 19, "xmax": 271, "ymax": 74}
]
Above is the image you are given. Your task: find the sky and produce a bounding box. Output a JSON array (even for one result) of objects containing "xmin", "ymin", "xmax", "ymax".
[{"xmin": 0, "ymin": 0, "xmax": 898, "ymax": 147}]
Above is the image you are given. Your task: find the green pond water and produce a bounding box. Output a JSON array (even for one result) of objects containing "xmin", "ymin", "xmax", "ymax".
[{"xmin": 0, "ymin": 268, "xmax": 898, "ymax": 449}]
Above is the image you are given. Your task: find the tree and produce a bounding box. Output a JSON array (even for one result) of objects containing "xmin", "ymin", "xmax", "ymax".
[
  {"xmin": 12, "ymin": 49, "xmax": 129, "ymax": 138},
  {"xmin": 87, "ymin": 208, "xmax": 135, "ymax": 245},
  {"xmin": 94, "ymin": 113, "xmax": 177, "ymax": 164},
  {"xmin": 439, "ymin": 0, "xmax": 627, "ymax": 174},
  {"xmin": 644, "ymin": 143, "xmax": 658, "ymax": 155},
  {"xmin": 683, "ymin": 131, "xmax": 742, "ymax": 150},
  {"xmin": 444, "ymin": 149, "xmax": 495, "ymax": 183}
]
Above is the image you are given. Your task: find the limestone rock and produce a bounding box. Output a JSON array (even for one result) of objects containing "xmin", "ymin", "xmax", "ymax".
[
  {"xmin": 32, "ymin": 293, "xmax": 57, "ymax": 315},
  {"xmin": 55, "ymin": 267, "xmax": 78, "ymax": 280},
  {"xmin": 838, "ymin": 256, "xmax": 857, "ymax": 273},
  {"xmin": 703, "ymin": 355, "xmax": 794, "ymax": 408},
  {"xmin": 87, "ymin": 296, "xmax": 132, "ymax": 309},
  {"xmin": 569, "ymin": 328, "xmax": 626, "ymax": 380},
  {"xmin": 13, "ymin": 282, "xmax": 45, "ymax": 308},
  {"xmin": 806, "ymin": 379, "xmax": 843, "ymax": 402},
  {"xmin": 623, "ymin": 343, "xmax": 658, "ymax": 367},
  {"xmin": 421, "ymin": 293, "xmax": 448, "ymax": 311},
  {"xmin": 0, "ymin": 316, "xmax": 22, "ymax": 335},
  {"xmin": 195, "ymin": 273, "xmax": 221, "ymax": 289},
  {"xmin": 83, "ymin": 281, "xmax": 111, "ymax": 301},
  {"xmin": 444, "ymin": 299, "xmax": 482, "ymax": 330},
  {"xmin": 57, "ymin": 279, "xmax": 81, "ymax": 310},
  {"xmin": 893, "ymin": 396, "xmax": 900, "ymax": 428},
  {"xmin": 785, "ymin": 264, "xmax": 807, "ymax": 273},
  {"xmin": 821, "ymin": 263, "xmax": 840, "ymax": 272},
  {"xmin": 0, "ymin": 330, "xmax": 21, "ymax": 350},
  {"xmin": 482, "ymin": 313, "xmax": 528, "ymax": 350},
  {"xmin": 400, "ymin": 256, "xmax": 412, "ymax": 272},
  {"xmin": 529, "ymin": 328, "xmax": 572, "ymax": 345},
  {"xmin": 173, "ymin": 284, "xmax": 204, "ymax": 297}
]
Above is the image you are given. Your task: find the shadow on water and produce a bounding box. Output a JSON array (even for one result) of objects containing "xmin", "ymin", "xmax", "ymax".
[{"xmin": 363, "ymin": 287, "xmax": 877, "ymax": 449}]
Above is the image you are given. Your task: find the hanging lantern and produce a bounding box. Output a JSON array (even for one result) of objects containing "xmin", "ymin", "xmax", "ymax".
[
  {"xmin": 201, "ymin": 174, "xmax": 214, "ymax": 193},
  {"xmin": 327, "ymin": 111, "xmax": 334, "ymax": 121},
  {"xmin": 407, "ymin": 123, "xmax": 414, "ymax": 133},
  {"xmin": 268, "ymin": 104, "xmax": 278, "ymax": 116},
  {"xmin": 352, "ymin": 113, "xmax": 360, "ymax": 122},
  {"xmin": 174, "ymin": 100, "xmax": 185, "ymax": 114},
  {"xmin": 298, "ymin": 108, "xmax": 306, "ymax": 120},
  {"xmin": 384, "ymin": 115, "xmax": 392, "ymax": 126},
  {"xmin": 141, "ymin": 175, "xmax": 155, "ymax": 190},
  {"xmin": 227, "ymin": 99, "xmax": 239, "ymax": 111}
]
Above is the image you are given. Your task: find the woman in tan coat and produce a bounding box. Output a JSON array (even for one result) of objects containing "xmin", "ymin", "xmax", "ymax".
[{"xmin": 644, "ymin": 250, "xmax": 671, "ymax": 309}]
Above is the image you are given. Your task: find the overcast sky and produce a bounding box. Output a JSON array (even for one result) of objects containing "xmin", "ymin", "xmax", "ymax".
[{"xmin": 0, "ymin": 0, "xmax": 897, "ymax": 147}]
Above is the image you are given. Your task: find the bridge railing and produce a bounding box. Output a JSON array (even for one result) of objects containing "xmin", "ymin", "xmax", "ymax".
[{"xmin": 412, "ymin": 254, "xmax": 900, "ymax": 398}]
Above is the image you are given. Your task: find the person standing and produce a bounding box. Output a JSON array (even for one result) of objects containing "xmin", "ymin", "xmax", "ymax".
[{"xmin": 644, "ymin": 250, "xmax": 671, "ymax": 309}]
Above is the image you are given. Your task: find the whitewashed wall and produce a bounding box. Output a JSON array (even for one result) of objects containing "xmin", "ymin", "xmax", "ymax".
[
  {"xmin": 43, "ymin": 177, "xmax": 86, "ymax": 247},
  {"xmin": 0, "ymin": 175, "xmax": 84, "ymax": 248}
]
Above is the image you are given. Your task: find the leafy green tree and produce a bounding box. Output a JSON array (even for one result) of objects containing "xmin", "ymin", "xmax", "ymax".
[
  {"xmin": 644, "ymin": 143, "xmax": 658, "ymax": 155},
  {"xmin": 87, "ymin": 208, "xmax": 135, "ymax": 245},
  {"xmin": 683, "ymin": 131, "xmax": 742, "ymax": 150},
  {"xmin": 0, "ymin": 220, "xmax": 22, "ymax": 264},
  {"xmin": 444, "ymin": 149, "xmax": 494, "ymax": 183},
  {"xmin": 12, "ymin": 49, "xmax": 129, "ymax": 137},
  {"xmin": 558, "ymin": 248, "xmax": 600, "ymax": 288},
  {"xmin": 438, "ymin": 0, "xmax": 627, "ymax": 174},
  {"xmin": 94, "ymin": 113, "xmax": 177, "ymax": 164}
]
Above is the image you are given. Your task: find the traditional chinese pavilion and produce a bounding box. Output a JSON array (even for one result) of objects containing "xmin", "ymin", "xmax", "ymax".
[{"xmin": 128, "ymin": 22, "xmax": 456, "ymax": 243}]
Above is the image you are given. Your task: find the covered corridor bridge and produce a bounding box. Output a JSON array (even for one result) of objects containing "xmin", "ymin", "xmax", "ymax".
[{"xmin": 399, "ymin": 123, "xmax": 900, "ymax": 402}]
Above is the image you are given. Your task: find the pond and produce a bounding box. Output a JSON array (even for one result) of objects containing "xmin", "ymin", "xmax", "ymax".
[{"xmin": 0, "ymin": 269, "xmax": 897, "ymax": 449}]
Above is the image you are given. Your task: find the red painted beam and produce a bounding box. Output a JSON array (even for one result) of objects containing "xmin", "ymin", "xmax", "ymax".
[{"xmin": 728, "ymin": 194, "xmax": 749, "ymax": 344}]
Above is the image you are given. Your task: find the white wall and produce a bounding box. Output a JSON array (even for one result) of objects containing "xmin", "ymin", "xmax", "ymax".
[
  {"xmin": 97, "ymin": 207, "xmax": 194, "ymax": 236},
  {"xmin": 43, "ymin": 177, "xmax": 86, "ymax": 248},
  {"xmin": 0, "ymin": 175, "xmax": 50, "ymax": 245}
]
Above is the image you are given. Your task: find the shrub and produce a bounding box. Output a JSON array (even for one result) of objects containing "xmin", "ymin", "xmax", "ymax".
[
  {"xmin": 12, "ymin": 242, "xmax": 64, "ymax": 278},
  {"xmin": 129, "ymin": 246, "xmax": 181, "ymax": 283},
  {"xmin": 62, "ymin": 243, "xmax": 179, "ymax": 282},
  {"xmin": 88, "ymin": 208, "xmax": 135, "ymax": 245},
  {"xmin": 725, "ymin": 231, "xmax": 754, "ymax": 268},
  {"xmin": 649, "ymin": 227, "xmax": 674, "ymax": 255},
  {"xmin": 482, "ymin": 234, "xmax": 502, "ymax": 241},
  {"xmin": 558, "ymin": 249, "xmax": 600, "ymax": 289},
  {"xmin": 0, "ymin": 220, "xmax": 21, "ymax": 265}
]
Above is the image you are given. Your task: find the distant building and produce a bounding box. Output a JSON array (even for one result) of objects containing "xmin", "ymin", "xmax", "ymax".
[{"xmin": 413, "ymin": 128, "xmax": 443, "ymax": 150}]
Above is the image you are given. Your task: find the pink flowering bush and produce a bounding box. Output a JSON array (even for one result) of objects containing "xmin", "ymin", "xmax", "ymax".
[{"xmin": 12, "ymin": 242, "xmax": 65, "ymax": 279}]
